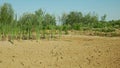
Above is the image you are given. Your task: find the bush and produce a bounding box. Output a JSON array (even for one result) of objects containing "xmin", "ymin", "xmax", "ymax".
[
  {"xmin": 73, "ymin": 23, "xmax": 81, "ymax": 30},
  {"xmin": 81, "ymin": 27, "xmax": 92, "ymax": 31},
  {"xmin": 62, "ymin": 25, "xmax": 69, "ymax": 34},
  {"xmin": 92, "ymin": 22, "xmax": 105, "ymax": 28},
  {"xmin": 93, "ymin": 28, "xmax": 115, "ymax": 32}
]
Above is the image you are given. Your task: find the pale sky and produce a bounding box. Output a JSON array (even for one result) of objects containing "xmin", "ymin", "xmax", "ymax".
[{"xmin": 0, "ymin": 0, "xmax": 120, "ymax": 20}]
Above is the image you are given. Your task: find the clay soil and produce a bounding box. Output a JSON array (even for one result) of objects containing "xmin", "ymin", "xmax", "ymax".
[{"xmin": 0, "ymin": 35, "xmax": 120, "ymax": 68}]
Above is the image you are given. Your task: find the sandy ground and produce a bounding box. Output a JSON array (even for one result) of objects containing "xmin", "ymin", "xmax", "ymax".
[{"xmin": 0, "ymin": 35, "xmax": 120, "ymax": 68}]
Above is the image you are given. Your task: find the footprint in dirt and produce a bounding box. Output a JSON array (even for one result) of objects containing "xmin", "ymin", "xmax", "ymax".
[
  {"xmin": 20, "ymin": 62, "xmax": 24, "ymax": 66},
  {"xmin": 86, "ymin": 57, "xmax": 91, "ymax": 65},
  {"xmin": 0, "ymin": 60, "xmax": 2, "ymax": 63},
  {"xmin": 12, "ymin": 56, "xmax": 15, "ymax": 58}
]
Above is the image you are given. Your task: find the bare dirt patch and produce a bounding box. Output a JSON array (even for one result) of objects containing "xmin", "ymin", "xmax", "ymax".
[{"xmin": 0, "ymin": 35, "xmax": 120, "ymax": 68}]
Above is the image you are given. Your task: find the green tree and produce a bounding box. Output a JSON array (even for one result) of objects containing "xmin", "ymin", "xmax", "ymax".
[
  {"xmin": 0, "ymin": 3, "xmax": 14, "ymax": 24},
  {"xmin": 43, "ymin": 13, "xmax": 56, "ymax": 28},
  {"xmin": 35, "ymin": 9, "xmax": 44, "ymax": 27},
  {"xmin": 66, "ymin": 11, "xmax": 83, "ymax": 26},
  {"xmin": 0, "ymin": 3, "xmax": 14, "ymax": 39},
  {"xmin": 60, "ymin": 13, "xmax": 68, "ymax": 25},
  {"xmin": 35, "ymin": 9, "xmax": 44, "ymax": 40},
  {"xmin": 83, "ymin": 13, "xmax": 92, "ymax": 24},
  {"xmin": 18, "ymin": 13, "xmax": 36, "ymax": 39}
]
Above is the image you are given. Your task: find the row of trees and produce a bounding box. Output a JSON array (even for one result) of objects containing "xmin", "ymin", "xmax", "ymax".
[
  {"xmin": 60, "ymin": 11, "xmax": 120, "ymax": 30},
  {"xmin": 0, "ymin": 3, "xmax": 120, "ymax": 40}
]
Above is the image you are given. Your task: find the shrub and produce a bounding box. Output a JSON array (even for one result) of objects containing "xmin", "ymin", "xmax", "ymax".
[
  {"xmin": 93, "ymin": 28, "xmax": 115, "ymax": 32},
  {"xmin": 73, "ymin": 23, "xmax": 81, "ymax": 30}
]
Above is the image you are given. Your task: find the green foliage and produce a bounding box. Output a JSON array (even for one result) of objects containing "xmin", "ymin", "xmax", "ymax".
[
  {"xmin": 93, "ymin": 28, "xmax": 115, "ymax": 32},
  {"xmin": 112, "ymin": 20, "xmax": 120, "ymax": 28},
  {"xmin": 43, "ymin": 13, "xmax": 56, "ymax": 27},
  {"xmin": 0, "ymin": 3, "xmax": 14, "ymax": 24},
  {"xmin": 18, "ymin": 13, "xmax": 36, "ymax": 39},
  {"xmin": 73, "ymin": 23, "xmax": 81, "ymax": 30},
  {"xmin": 66, "ymin": 11, "xmax": 83, "ymax": 25},
  {"xmin": 59, "ymin": 13, "xmax": 68, "ymax": 25},
  {"xmin": 92, "ymin": 22, "xmax": 105, "ymax": 28},
  {"xmin": 0, "ymin": 3, "xmax": 120, "ymax": 41},
  {"xmin": 62, "ymin": 25, "xmax": 70, "ymax": 34}
]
